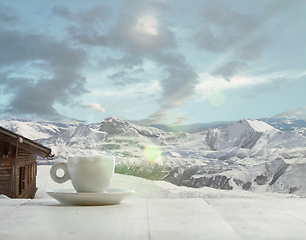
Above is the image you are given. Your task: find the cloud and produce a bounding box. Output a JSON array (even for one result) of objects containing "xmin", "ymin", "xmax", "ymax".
[
  {"xmin": 0, "ymin": 12, "xmax": 89, "ymax": 120},
  {"xmin": 129, "ymin": 109, "xmax": 171, "ymax": 125},
  {"xmin": 170, "ymin": 116, "xmax": 188, "ymax": 126},
  {"xmin": 212, "ymin": 61, "xmax": 251, "ymax": 81},
  {"xmin": 83, "ymin": 103, "xmax": 106, "ymax": 113},
  {"xmin": 100, "ymin": 55, "xmax": 143, "ymax": 70},
  {"xmin": 104, "ymin": 13, "xmax": 176, "ymax": 55},
  {"xmin": 265, "ymin": 0, "xmax": 306, "ymax": 16},
  {"xmin": 196, "ymin": 69, "xmax": 306, "ymax": 102},
  {"xmin": 60, "ymin": 0, "xmax": 176, "ymax": 55},
  {"xmin": 127, "ymin": 53, "xmax": 199, "ymax": 124},
  {"xmin": 274, "ymin": 106, "xmax": 306, "ymax": 119},
  {"xmin": 159, "ymin": 65, "xmax": 199, "ymax": 109},
  {"xmin": 52, "ymin": 4, "xmax": 112, "ymax": 48},
  {"xmin": 0, "ymin": 26, "xmax": 87, "ymax": 68},
  {"xmin": 106, "ymin": 69, "xmax": 144, "ymax": 86},
  {"xmin": 130, "ymin": 109, "xmax": 190, "ymax": 126},
  {"xmin": 192, "ymin": 2, "xmax": 266, "ymax": 60},
  {"xmin": 1, "ymin": 71, "xmax": 88, "ymax": 120},
  {"xmin": 1, "ymin": 1, "xmax": 201, "ymax": 124},
  {"xmin": 56, "ymin": 1, "xmax": 198, "ymax": 122},
  {"xmin": 132, "ymin": 112, "xmax": 165, "ymax": 125},
  {"xmin": 52, "ymin": 4, "xmax": 111, "ymax": 24},
  {"xmin": 151, "ymin": 52, "xmax": 199, "ymax": 108},
  {"xmin": 0, "ymin": 4, "xmax": 19, "ymax": 24}
]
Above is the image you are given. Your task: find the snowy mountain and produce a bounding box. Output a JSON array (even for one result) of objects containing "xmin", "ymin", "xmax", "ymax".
[
  {"xmin": 259, "ymin": 117, "xmax": 306, "ymax": 136},
  {"xmin": 166, "ymin": 117, "xmax": 306, "ymax": 136},
  {"xmin": 1, "ymin": 115, "xmax": 306, "ymax": 197},
  {"xmin": 99, "ymin": 116, "xmax": 167, "ymax": 137},
  {"xmin": 0, "ymin": 115, "xmax": 90, "ymax": 140}
]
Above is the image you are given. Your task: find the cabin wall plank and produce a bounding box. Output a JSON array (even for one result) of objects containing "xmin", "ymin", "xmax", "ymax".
[
  {"xmin": 19, "ymin": 180, "xmax": 36, "ymax": 198},
  {"xmin": 0, "ymin": 160, "xmax": 12, "ymax": 168},
  {"xmin": 16, "ymin": 149, "xmax": 37, "ymax": 167},
  {"xmin": 0, "ymin": 152, "xmax": 13, "ymax": 197}
]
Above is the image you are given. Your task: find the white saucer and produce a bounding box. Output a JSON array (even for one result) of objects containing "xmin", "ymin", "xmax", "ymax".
[{"xmin": 45, "ymin": 189, "xmax": 135, "ymax": 206}]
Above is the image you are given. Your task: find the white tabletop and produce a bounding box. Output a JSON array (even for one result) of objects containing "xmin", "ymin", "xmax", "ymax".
[{"xmin": 1, "ymin": 197, "xmax": 306, "ymax": 240}]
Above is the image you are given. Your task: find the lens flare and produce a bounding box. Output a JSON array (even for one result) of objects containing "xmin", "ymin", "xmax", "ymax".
[
  {"xmin": 143, "ymin": 144, "xmax": 163, "ymax": 163},
  {"xmin": 208, "ymin": 89, "xmax": 225, "ymax": 106}
]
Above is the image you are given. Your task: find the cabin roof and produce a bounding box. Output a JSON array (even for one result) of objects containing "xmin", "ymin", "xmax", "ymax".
[{"xmin": 0, "ymin": 126, "xmax": 52, "ymax": 158}]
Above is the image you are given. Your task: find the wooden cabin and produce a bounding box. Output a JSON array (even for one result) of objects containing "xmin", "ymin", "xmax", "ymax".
[{"xmin": 0, "ymin": 126, "xmax": 52, "ymax": 198}]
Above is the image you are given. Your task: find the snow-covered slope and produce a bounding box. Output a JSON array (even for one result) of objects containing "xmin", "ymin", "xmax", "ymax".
[
  {"xmin": 0, "ymin": 115, "xmax": 88, "ymax": 140},
  {"xmin": 1, "ymin": 115, "xmax": 306, "ymax": 197},
  {"xmin": 260, "ymin": 117, "xmax": 306, "ymax": 136},
  {"xmin": 165, "ymin": 117, "xmax": 306, "ymax": 136},
  {"xmin": 195, "ymin": 119, "xmax": 275, "ymax": 150},
  {"xmin": 99, "ymin": 116, "xmax": 169, "ymax": 137}
]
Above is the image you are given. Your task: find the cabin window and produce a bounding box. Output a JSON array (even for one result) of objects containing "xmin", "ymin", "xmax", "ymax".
[
  {"xmin": 19, "ymin": 164, "xmax": 36, "ymax": 195},
  {"xmin": 28, "ymin": 165, "xmax": 31, "ymax": 184},
  {"xmin": 28, "ymin": 163, "xmax": 35, "ymax": 183},
  {"xmin": 19, "ymin": 166, "xmax": 25, "ymax": 195},
  {"xmin": 2, "ymin": 142, "xmax": 9, "ymax": 158}
]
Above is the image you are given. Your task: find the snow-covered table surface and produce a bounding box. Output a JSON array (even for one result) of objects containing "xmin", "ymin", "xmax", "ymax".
[
  {"xmin": 1, "ymin": 166, "xmax": 306, "ymax": 239},
  {"xmin": 1, "ymin": 197, "xmax": 306, "ymax": 240}
]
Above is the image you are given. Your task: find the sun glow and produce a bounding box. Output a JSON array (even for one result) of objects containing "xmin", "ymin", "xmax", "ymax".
[{"xmin": 135, "ymin": 15, "xmax": 159, "ymax": 36}]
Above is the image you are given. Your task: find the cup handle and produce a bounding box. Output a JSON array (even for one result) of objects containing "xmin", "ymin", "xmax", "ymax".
[{"xmin": 50, "ymin": 162, "xmax": 70, "ymax": 184}]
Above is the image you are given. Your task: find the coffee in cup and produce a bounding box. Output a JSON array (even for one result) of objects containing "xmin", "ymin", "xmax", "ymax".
[{"xmin": 50, "ymin": 155, "xmax": 115, "ymax": 192}]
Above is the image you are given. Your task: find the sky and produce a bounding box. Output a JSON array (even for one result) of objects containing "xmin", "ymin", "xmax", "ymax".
[{"xmin": 0, "ymin": 0, "xmax": 306, "ymax": 126}]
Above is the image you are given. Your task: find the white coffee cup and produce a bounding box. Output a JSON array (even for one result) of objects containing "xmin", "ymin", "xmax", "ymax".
[{"xmin": 50, "ymin": 155, "xmax": 115, "ymax": 192}]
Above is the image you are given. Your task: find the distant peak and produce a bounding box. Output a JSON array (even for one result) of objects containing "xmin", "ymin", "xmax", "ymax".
[
  {"xmin": 0, "ymin": 115, "xmax": 31, "ymax": 122},
  {"xmin": 99, "ymin": 116, "xmax": 130, "ymax": 134},
  {"xmin": 105, "ymin": 116, "xmax": 117, "ymax": 120},
  {"xmin": 0, "ymin": 115, "xmax": 19, "ymax": 120},
  {"xmin": 101, "ymin": 116, "xmax": 126, "ymax": 124},
  {"xmin": 237, "ymin": 119, "xmax": 275, "ymax": 132}
]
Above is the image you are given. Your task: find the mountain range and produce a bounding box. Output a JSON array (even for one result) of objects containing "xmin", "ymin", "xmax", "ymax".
[
  {"xmin": 142, "ymin": 117, "xmax": 306, "ymax": 136},
  {"xmin": 1, "ymin": 115, "xmax": 306, "ymax": 197}
]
